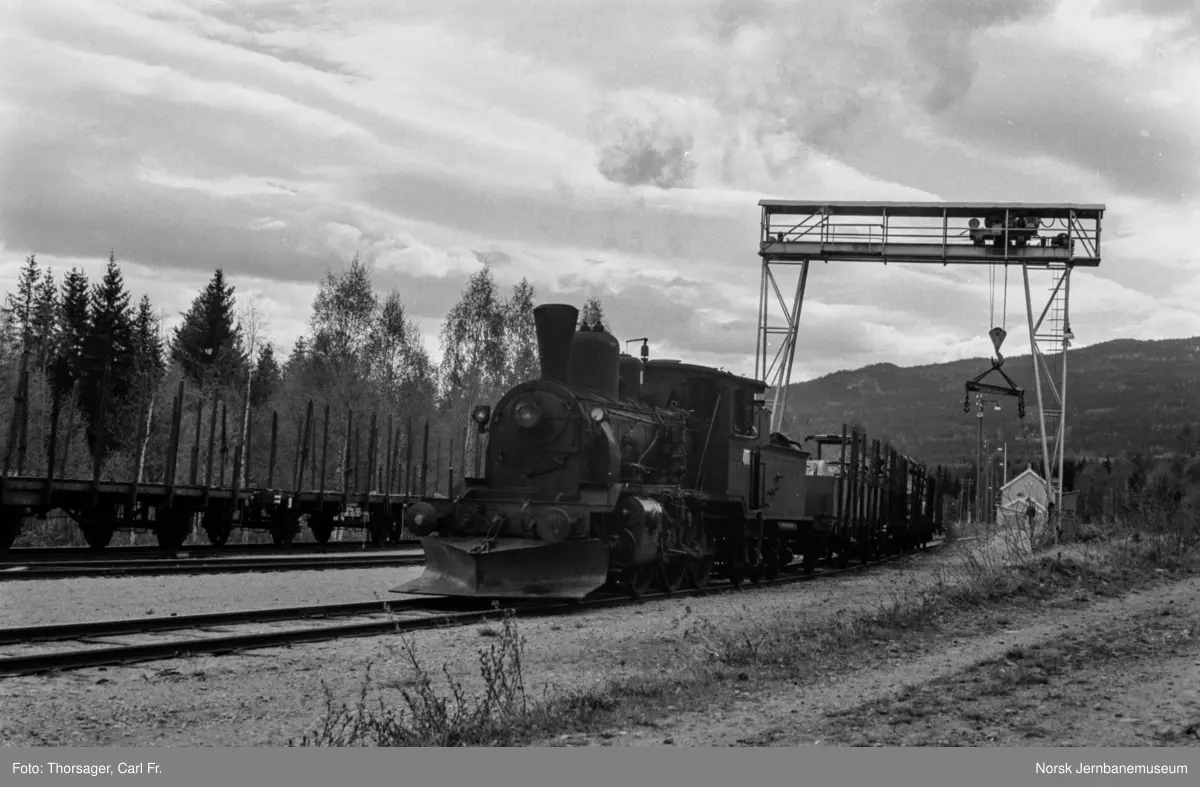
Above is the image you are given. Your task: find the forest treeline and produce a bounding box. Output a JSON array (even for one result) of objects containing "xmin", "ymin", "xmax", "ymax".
[
  {"xmin": 0, "ymin": 252, "xmax": 607, "ymax": 495},
  {"xmin": 1, "ymin": 251, "xmax": 1196, "ymax": 528}
]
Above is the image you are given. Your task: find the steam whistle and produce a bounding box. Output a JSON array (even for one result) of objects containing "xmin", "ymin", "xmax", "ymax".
[{"xmin": 626, "ymin": 338, "xmax": 650, "ymax": 385}]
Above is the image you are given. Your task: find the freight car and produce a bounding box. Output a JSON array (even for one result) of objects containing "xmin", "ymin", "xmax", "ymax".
[{"xmin": 394, "ymin": 303, "xmax": 938, "ymax": 601}]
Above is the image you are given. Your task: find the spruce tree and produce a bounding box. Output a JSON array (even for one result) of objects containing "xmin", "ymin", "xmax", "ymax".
[
  {"xmin": 79, "ymin": 253, "xmax": 135, "ymax": 462},
  {"xmin": 32, "ymin": 266, "xmax": 59, "ymax": 370},
  {"xmin": 284, "ymin": 336, "xmax": 309, "ymax": 378},
  {"xmin": 132, "ymin": 295, "xmax": 164, "ymax": 389},
  {"xmin": 249, "ymin": 343, "xmax": 281, "ymax": 407},
  {"xmin": 56, "ymin": 268, "xmax": 91, "ymax": 400},
  {"xmin": 1, "ymin": 255, "xmax": 41, "ymax": 352},
  {"xmin": 170, "ymin": 269, "xmax": 245, "ymax": 390}
]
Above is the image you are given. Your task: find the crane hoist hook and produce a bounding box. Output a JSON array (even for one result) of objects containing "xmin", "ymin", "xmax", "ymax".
[{"xmin": 989, "ymin": 326, "xmax": 1007, "ymax": 368}]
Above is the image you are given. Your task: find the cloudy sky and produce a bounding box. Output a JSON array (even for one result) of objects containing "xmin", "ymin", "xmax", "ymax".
[{"xmin": 1, "ymin": 0, "xmax": 1197, "ymax": 383}]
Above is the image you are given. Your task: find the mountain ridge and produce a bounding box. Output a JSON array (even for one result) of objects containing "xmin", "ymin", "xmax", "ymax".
[{"xmin": 776, "ymin": 335, "xmax": 1200, "ymax": 468}]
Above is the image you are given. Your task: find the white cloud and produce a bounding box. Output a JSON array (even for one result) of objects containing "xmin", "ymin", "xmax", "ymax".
[{"xmin": 1, "ymin": 0, "xmax": 1196, "ymax": 389}]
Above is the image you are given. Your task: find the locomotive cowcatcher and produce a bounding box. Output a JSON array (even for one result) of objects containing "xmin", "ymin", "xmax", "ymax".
[{"xmin": 394, "ymin": 303, "xmax": 825, "ymax": 600}]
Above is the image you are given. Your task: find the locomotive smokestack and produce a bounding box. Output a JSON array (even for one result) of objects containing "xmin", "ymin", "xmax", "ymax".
[{"xmin": 533, "ymin": 303, "xmax": 579, "ymax": 383}]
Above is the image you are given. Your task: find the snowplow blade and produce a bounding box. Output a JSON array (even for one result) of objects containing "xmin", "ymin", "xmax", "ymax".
[{"xmin": 391, "ymin": 537, "xmax": 610, "ymax": 600}]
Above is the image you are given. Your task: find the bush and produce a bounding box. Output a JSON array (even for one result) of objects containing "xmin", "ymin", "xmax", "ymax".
[{"xmin": 292, "ymin": 611, "xmax": 548, "ymax": 747}]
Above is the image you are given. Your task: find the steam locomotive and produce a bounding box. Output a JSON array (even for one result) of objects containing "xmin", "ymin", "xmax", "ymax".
[{"xmin": 394, "ymin": 303, "xmax": 935, "ymax": 601}]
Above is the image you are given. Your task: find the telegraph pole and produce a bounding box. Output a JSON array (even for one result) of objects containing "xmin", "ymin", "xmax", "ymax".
[{"xmin": 975, "ymin": 395, "xmax": 984, "ymax": 525}]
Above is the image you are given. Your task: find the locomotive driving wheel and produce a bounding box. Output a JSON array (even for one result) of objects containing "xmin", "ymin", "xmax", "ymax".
[
  {"xmin": 745, "ymin": 549, "xmax": 763, "ymax": 584},
  {"xmin": 687, "ymin": 555, "xmax": 713, "ymax": 589},
  {"xmin": 658, "ymin": 557, "xmax": 687, "ymax": 594},
  {"xmin": 627, "ymin": 563, "xmax": 656, "ymax": 599},
  {"xmin": 760, "ymin": 548, "xmax": 781, "ymax": 581},
  {"xmin": 801, "ymin": 548, "xmax": 817, "ymax": 575}
]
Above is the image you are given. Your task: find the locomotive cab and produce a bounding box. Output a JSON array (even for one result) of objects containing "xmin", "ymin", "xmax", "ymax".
[{"xmin": 640, "ymin": 361, "xmax": 815, "ymax": 573}]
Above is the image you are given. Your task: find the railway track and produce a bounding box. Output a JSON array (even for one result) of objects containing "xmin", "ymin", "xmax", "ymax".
[
  {"xmin": 4, "ymin": 541, "xmax": 421, "ymax": 561},
  {"xmin": 0, "ymin": 536, "xmax": 961, "ymax": 678},
  {"xmin": 0, "ymin": 550, "xmax": 425, "ymax": 580}
]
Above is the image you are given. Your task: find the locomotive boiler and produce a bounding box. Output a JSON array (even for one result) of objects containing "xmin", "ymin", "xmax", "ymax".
[{"xmin": 393, "ymin": 303, "xmax": 822, "ymax": 600}]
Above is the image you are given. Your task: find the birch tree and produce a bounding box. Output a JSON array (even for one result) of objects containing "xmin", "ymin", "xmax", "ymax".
[{"xmin": 579, "ymin": 295, "xmax": 606, "ymax": 330}]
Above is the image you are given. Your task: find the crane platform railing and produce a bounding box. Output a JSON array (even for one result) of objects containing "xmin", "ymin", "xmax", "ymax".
[{"xmin": 759, "ymin": 201, "xmax": 1103, "ymax": 266}]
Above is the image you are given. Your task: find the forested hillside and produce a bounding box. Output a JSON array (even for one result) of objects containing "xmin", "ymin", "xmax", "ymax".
[{"xmin": 779, "ymin": 337, "xmax": 1200, "ymax": 468}]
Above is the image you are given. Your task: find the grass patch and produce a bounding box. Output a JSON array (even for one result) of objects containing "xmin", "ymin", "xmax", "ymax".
[{"xmin": 289, "ymin": 611, "xmax": 702, "ymax": 746}]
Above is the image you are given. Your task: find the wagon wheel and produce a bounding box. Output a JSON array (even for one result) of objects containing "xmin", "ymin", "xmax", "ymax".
[
  {"xmin": 368, "ymin": 512, "xmax": 391, "ymax": 547},
  {"xmin": 309, "ymin": 513, "xmax": 334, "ymax": 544},
  {"xmin": 82, "ymin": 525, "xmax": 114, "ymax": 549},
  {"xmin": 657, "ymin": 557, "xmax": 687, "ymax": 594},
  {"xmin": 1, "ymin": 515, "xmax": 22, "ymax": 552},
  {"xmin": 158, "ymin": 525, "xmax": 188, "ymax": 551},
  {"xmin": 202, "ymin": 511, "xmax": 231, "ymax": 546},
  {"xmin": 78, "ymin": 503, "xmax": 117, "ymax": 549},
  {"xmin": 271, "ymin": 509, "xmax": 298, "ymax": 547},
  {"xmin": 158, "ymin": 511, "xmax": 193, "ymax": 551},
  {"xmin": 203, "ymin": 523, "xmax": 230, "ymax": 547},
  {"xmin": 687, "ymin": 555, "xmax": 713, "ymax": 589}
]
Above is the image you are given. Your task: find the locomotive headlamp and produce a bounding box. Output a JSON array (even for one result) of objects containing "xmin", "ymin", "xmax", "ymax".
[
  {"xmin": 512, "ymin": 399, "xmax": 542, "ymax": 429},
  {"xmin": 472, "ymin": 404, "xmax": 491, "ymax": 434},
  {"xmin": 589, "ymin": 406, "xmax": 606, "ymax": 423}
]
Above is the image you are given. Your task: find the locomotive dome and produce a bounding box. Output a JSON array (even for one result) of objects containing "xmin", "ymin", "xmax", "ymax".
[{"xmin": 567, "ymin": 322, "xmax": 620, "ymax": 399}]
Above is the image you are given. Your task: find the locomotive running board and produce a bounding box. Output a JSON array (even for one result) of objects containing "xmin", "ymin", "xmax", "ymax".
[{"xmin": 391, "ymin": 537, "xmax": 610, "ymax": 600}]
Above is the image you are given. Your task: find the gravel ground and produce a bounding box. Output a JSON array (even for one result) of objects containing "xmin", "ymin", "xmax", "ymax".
[
  {"xmin": 0, "ymin": 547, "xmax": 963, "ymax": 746},
  {"xmin": 7, "ymin": 533, "xmax": 1183, "ymax": 749},
  {"xmin": 0, "ymin": 566, "xmax": 425, "ymax": 628}
]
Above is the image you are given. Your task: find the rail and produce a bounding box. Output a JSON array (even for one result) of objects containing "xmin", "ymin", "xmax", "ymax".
[{"xmin": 0, "ymin": 535, "xmax": 957, "ymax": 677}]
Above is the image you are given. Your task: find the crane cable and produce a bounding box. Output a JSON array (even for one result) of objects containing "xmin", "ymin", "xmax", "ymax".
[
  {"xmin": 1002, "ymin": 264, "xmax": 1009, "ymax": 332},
  {"xmin": 987, "ymin": 263, "xmax": 1011, "ymax": 333},
  {"xmin": 988, "ymin": 264, "xmax": 996, "ymax": 329}
]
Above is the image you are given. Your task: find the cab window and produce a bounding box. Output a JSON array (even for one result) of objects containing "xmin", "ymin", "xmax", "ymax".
[{"xmin": 733, "ymin": 387, "xmax": 755, "ymax": 435}]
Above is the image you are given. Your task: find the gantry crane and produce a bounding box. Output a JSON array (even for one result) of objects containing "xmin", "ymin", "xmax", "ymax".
[{"xmin": 755, "ymin": 200, "xmax": 1105, "ymax": 514}]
